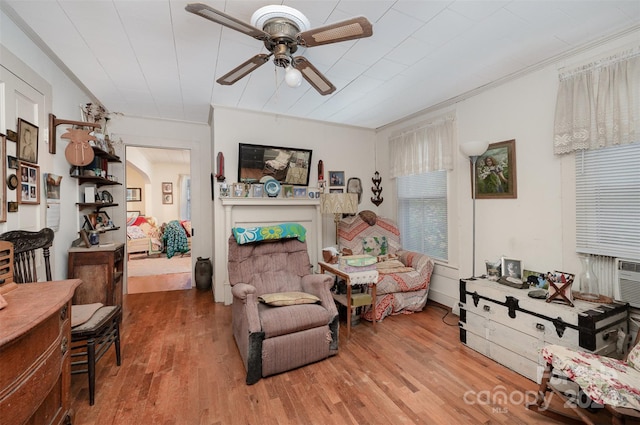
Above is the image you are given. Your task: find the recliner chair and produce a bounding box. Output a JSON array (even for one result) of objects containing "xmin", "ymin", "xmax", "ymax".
[{"xmin": 227, "ymin": 233, "xmax": 338, "ymax": 384}]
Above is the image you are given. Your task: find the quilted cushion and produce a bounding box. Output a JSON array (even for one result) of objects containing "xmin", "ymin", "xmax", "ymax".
[{"xmin": 542, "ymin": 344, "xmax": 640, "ymax": 410}]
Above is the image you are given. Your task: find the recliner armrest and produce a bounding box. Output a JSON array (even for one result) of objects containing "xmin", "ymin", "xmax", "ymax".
[
  {"xmin": 301, "ymin": 274, "xmax": 337, "ymax": 314},
  {"xmin": 231, "ymin": 282, "xmax": 257, "ymax": 300}
]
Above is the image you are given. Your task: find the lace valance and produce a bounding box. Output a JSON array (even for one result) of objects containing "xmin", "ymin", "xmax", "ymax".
[{"xmin": 554, "ymin": 48, "xmax": 640, "ymax": 154}]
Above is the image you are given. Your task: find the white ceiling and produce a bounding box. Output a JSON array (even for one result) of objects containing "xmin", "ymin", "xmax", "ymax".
[{"xmin": 2, "ymin": 1, "xmax": 639, "ymax": 130}]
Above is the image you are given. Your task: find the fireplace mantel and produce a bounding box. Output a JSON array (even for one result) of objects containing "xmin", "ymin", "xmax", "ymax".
[
  {"xmin": 220, "ymin": 197, "xmax": 322, "ymax": 304},
  {"xmin": 220, "ymin": 198, "xmax": 319, "ymax": 207}
]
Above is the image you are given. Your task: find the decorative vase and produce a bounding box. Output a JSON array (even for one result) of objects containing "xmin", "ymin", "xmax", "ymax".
[
  {"xmin": 195, "ymin": 257, "xmax": 213, "ymax": 291},
  {"xmin": 578, "ymin": 255, "xmax": 600, "ymax": 300}
]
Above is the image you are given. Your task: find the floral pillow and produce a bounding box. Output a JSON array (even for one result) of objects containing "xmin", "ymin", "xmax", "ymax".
[
  {"xmin": 628, "ymin": 340, "xmax": 640, "ymax": 371},
  {"xmin": 362, "ymin": 236, "xmax": 388, "ymax": 256}
]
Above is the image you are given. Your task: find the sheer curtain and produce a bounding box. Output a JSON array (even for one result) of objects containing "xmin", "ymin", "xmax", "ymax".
[
  {"xmin": 554, "ymin": 48, "xmax": 639, "ymax": 154},
  {"xmin": 389, "ymin": 114, "xmax": 456, "ymax": 178}
]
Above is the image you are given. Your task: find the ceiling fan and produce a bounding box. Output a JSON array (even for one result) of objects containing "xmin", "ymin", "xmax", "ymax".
[{"xmin": 185, "ymin": 3, "xmax": 373, "ymax": 95}]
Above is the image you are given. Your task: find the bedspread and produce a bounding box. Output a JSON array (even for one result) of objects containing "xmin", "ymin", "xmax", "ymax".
[{"xmin": 163, "ymin": 220, "xmax": 190, "ymax": 258}]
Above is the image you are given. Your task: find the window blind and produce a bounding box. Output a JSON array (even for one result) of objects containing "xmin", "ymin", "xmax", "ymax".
[
  {"xmin": 575, "ymin": 142, "xmax": 640, "ymax": 260},
  {"xmin": 397, "ymin": 171, "xmax": 448, "ymax": 261}
]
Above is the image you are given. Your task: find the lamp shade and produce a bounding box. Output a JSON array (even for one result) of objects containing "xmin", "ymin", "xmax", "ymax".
[
  {"xmin": 460, "ymin": 140, "xmax": 489, "ymax": 158},
  {"xmin": 320, "ymin": 193, "xmax": 358, "ymax": 215}
]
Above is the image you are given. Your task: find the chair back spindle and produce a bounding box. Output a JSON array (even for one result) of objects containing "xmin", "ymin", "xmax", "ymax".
[{"xmin": 0, "ymin": 228, "xmax": 53, "ymax": 283}]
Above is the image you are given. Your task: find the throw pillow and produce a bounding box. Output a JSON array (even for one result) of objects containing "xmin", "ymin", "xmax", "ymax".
[
  {"xmin": 359, "ymin": 210, "xmax": 377, "ymax": 226},
  {"xmin": 362, "ymin": 236, "xmax": 388, "ymax": 256},
  {"xmin": 628, "ymin": 341, "xmax": 640, "ymax": 371},
  {"xmin": 258, "ymin": 291, "xmax": 320, "ymax": 306}
]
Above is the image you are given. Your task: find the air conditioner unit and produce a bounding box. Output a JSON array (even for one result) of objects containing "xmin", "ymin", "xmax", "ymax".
[{"xmin": 616, "ymin": 259, "xmax": 640, "ymax": 308}]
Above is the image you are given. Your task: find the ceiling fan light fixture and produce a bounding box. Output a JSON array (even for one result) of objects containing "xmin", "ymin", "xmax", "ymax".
[
  {"xmin": 285, "ymin": 65, "xmax": 302, "ymax": 88},
  {"xmin": 251, "ymin": 5, "xmax": 310, "ymax": 32}
]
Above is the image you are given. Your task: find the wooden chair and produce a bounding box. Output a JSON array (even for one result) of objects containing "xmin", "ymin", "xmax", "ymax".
[
  {"xmin": 528, "ymin": 331, "xmax": 640, "ymax": 424},
  {"xmin": 0, "ymin": 228, "xmax": 122, "ymax": 405}
]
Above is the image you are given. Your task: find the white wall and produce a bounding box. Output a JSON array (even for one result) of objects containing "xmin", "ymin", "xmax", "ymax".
[
  {"xmin": 125, "ymin": 165, "xmax": 148, "ymax": 215},
  {"xmin": 149, "ymin": 162, "xmax": 190, "ymax": 225},
  {"xmin": 212, "ymin": 107, "xmax": 376, "ymax": 303},
  {"xmin": 375, "ymin": 30, "xmax": 640, "ymax": 309},
  {"xmin": 1, "ymin": 10, "xmax": 92, "ymax": 279},
  {"xmin": 109, "ymin": 116, "xmax": 211, "ymax": 292}
]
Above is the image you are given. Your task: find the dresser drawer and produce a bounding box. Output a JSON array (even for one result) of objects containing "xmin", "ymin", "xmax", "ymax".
[
  {"xmin": 0, "ymin": 304, "xmax": 66, "ymax": 392},
  {"xmin": 491, "ymin": 320, "xmax": 542, "ymax": 361},
  {"xmin": 0, "ymin": 307, "xmax": 69, "ymax": 425},
  {"xmin": 489, "ymin": 343, "xmax": 540, "ymax": 382}
]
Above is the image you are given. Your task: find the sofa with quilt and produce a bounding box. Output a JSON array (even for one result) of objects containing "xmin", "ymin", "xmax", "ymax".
[{"xmin": 338, "ymin": 211, "xmax": 435, "ymax": 322}]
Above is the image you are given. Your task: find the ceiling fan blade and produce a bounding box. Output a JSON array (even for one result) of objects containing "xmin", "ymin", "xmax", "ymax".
[
  {"xmin": 297, "ymin": 16, "xmax": 373, "ymax": 47},
  {"xmin": 217, "ymin": 54, "xmax": 271, "ymax": 85},
  {"xmin": 293, "ymin": 57, "xmax": 336, "ymax": 95},
  {"xmin": 185, "ymin": 3, "xmax": 270, "ymax": 41}
]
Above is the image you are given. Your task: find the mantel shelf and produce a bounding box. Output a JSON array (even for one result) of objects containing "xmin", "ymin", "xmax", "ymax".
[{"xmin": 220, "ymin": 197, "xmax": 319, "ymax": 207}]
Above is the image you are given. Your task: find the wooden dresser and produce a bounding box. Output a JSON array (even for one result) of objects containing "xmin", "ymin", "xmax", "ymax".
[
  {"xmin": 0, "ymin": 279, "xmax": 81, "ymax": 425},
  {"xmin": 68, "ymin": 243, "xmax": 124, "ymax": 306}
]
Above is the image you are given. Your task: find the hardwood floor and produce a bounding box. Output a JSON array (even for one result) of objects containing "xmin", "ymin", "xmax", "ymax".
[{"xmin": 70, "ymin": 289, "xmax": 588, "ymax": 425}]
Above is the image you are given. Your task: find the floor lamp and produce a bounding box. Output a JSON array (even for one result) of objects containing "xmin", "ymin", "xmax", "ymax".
[
  {"xmin": 320, "ymin": 193, "xmax": 358, "ymax": 245},
  {"xmin": 460, "ymin": 140, "xmax": 489, "ymax": 280}
]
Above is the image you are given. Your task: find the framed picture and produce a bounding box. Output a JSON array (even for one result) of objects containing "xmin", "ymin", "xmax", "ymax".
[
  {"xmin": 252, "ymin": 184, "xmax": 263, "ymax": 198},
  {"xmin": 329, "ymin": 188, "xmax": 344, "ymax": 194},
  {"xmin": 163, "ymin": 193, "xmax": 173, "ymax": 204},
  {"xmin": 233, "ymin": 183, "xmax": 245, "ymax": 197},
  {"xmin": 17, "ymin": 118, "xmax": 38, "ymax": 164},
  {"xmin": 126, "ymin": 187, "xmax": 142, "ymax": 202},
  {"xmin": 473, "ymin": 139, "xmax": 517, "ymax": 199},
  {"xmin": 283, "ymin": 185, "xmax": 294, "ymax": 198},
  {"xmin": 18, "ymin": 162, "xmax": 39, "ymax": 204},
  {"xmin": 7, "ymin": 202, "xmax": 18, "ymax": 213},
  {"xmin": 79, "ymin": 229, "xmax": 91, "ymax": 248},
  {"xmin": 84, "ymin": 213, "xmax": 97, "ymax": 230},
  {"xmin": 329, "ymin": 171, "xmax": 344, "ymax": 187},
  {"xmin": 238, "ymin": 143, "xmax": 312, "ymax": 186},
  {"xmin": 501, "ymin": 258, "xmax": 522, "ymax": 280},
  {"xmin": 162, "ymin": 182, "xmax": 173, "ymax": 194},
  {"xmin": 547, "ymin": 271, "xmax": 575, "ymax": 306},
  {"xmin": 0, "ymin": 135, "xmax": 5, "ymax": 222},
  {"xmin": 96, "ymin": 211, "xmax": 111, "ymax": 228},
  {"xmin": 293, "ymin": 187, "xmax": 307, "ymax": 198},
  {"xmin": 7, "ymin": 155, "xmax": 18, "ymax": 169}
]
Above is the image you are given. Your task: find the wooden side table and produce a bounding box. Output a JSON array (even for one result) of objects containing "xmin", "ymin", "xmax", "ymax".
[{"xmin": 318, "ymin": 261, "xmax": 378, "ymax": 339}]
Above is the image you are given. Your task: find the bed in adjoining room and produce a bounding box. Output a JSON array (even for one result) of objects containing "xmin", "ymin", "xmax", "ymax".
[
  {"xmin": 126, "ymin": 212, "xmax": 192, "ymax": 259},
  {"xmin": 126, "ymin": 214, "xmax": 164, "ymax": 259}
]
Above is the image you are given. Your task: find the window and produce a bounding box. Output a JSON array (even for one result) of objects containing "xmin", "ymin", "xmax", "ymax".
[
  {"xmin": 576, "ymin": 142, "xmax": 640, "ymax": 260},
  {"xmin": 397, "ymin": 170, "xmax": 448, "ymax": 261}
]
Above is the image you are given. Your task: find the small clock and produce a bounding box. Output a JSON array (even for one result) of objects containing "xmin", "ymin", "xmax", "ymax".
[
  {"xmin": 264, "ymin": 179, "xmax": 281, "ymax": 198},
  {"xmin": 6, "ymin": 174, "xmax": 18, "ymax": 190}
]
